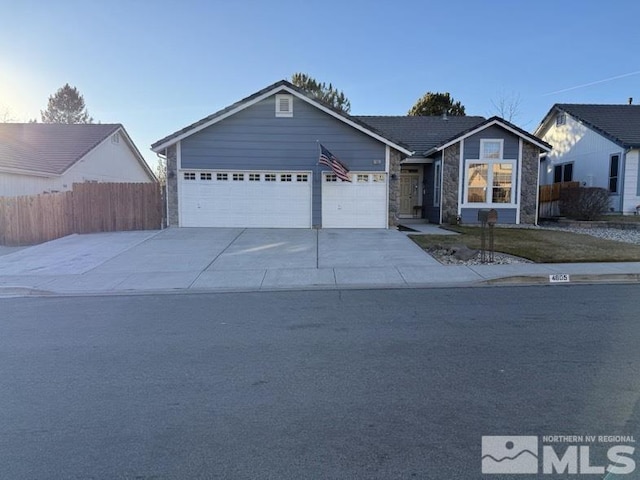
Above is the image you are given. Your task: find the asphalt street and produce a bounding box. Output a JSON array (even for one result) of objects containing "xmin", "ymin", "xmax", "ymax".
[{"xmin": 1, "ymin": 285, "xmax": 639, "ymax": 479}]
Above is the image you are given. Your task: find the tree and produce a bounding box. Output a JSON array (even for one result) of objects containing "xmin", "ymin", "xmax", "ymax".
[
  {"xmin": 291, "ymin": 73, "xmax": 351, "ymax": 114},
  {"xmin": 1, "ymin": 104, "xmax": 16, "ymax": 122},
  {"xmin": 408, "ymin": 92, "xmax": 466, "ymax": 116},
  {"xmin": 41, "ymin": 83, "xmax": 94, "ymax": 124},
  {"xmin": 491, "ymin": 90, "xmax": 522, "ymax": 122},
  {"xmin": 155, "ymin": 157, "xmax": 167, "ymax": 186}
]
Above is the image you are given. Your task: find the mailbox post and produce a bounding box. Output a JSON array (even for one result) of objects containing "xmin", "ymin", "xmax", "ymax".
[{"xmin": 478, "ymin": 209, "xmax": 498, "ymax": 262}]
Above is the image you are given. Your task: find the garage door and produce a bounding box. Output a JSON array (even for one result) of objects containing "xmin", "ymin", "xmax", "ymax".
[
  {"xmin": 322, "ymin": 172, "xmax": 387, "ymax": 228},
  {"xmin": 179, "ymin": 171, "xmax": 312, "ymax": 228}
]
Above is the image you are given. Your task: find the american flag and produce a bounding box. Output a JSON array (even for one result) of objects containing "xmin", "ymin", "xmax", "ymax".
[{"xmin": 319, "ymin": 144, "xmax": 352, "ymax": 182}]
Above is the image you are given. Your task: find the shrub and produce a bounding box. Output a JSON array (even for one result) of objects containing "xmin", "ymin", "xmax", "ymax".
[{"xmin": 559, "ymin": 187, "xmax": 610, "ymax": 220}]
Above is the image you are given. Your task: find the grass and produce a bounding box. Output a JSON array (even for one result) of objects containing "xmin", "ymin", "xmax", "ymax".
[
  {"xmin": 409, "ymin": 226, "xmax": 640, "ymax": 263},
  {"xmin": 599, "ymin": 214, "xmax": 640, "ymax": 223}
]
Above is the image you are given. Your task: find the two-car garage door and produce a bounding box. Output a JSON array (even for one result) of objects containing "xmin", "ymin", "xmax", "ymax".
[
  {"xmin": 179, "ymin": 170, "xmax": 387, "ymax": 228},
  {"xmin": 179, "ymin": 171, "xmax": 312, "ymax": 228}
]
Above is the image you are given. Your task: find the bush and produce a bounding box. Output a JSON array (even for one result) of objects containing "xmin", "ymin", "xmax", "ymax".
[{"xmin": 560, "ymin": 187, "xmax": 610, "ymax": 220}]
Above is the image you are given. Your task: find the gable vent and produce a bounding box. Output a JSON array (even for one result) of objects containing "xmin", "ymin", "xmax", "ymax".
[{"xmin": 275, "ymin": 94, "xmax": 293, "ymax": 117}]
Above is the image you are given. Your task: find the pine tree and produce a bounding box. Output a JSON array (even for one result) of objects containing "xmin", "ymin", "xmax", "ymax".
[
  {"xmin": 408, "ymin": 92, "xmax": 466, "ymax": 116},
  {"xmin": 41, "ymin": 83, "xmax": 94, "ymax": 124},
  {"xmin": 291, "ymin": 73, "xmax": 351, "ymax": 114}
]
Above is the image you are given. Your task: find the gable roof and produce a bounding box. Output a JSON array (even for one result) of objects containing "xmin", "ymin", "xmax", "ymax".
[
  {"xmin": 151, "ymin": 80, "xmax": 413, "ymax": 155},
  {"xmin": 357, "ymin": 115, "xmax": 551, "ymax": 156},
  {"xmin": 536, "ymin": 104, "xmax": 640, "ymax": 148},
  {"xmin": 0, "ymin": 123, "xmax": 152, "ymax": 177},
  {"xmin": 353, "ymin": 115, "xmax": 487, "ymax": 155}
]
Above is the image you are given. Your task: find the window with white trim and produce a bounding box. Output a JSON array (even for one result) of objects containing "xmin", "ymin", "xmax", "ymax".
[
  {"xmin": 233, "ymin": 173, "xmax": 244, "ymax": 181},
  {"xmin": 275, "ymin": 94, "xmax": 293, "ymax": 117},
  {"xmin": 216, "ymin": 173, "xmax": 228, "ymax": 181},
  {"xmin": 357, "ymin": 174, "xmax": 369, "ymax": 182},
  {"xmin": 480, "ymin": 139, "xmax": 503, "ymax": 159},
  {"xmin": 249, "ymin": 173, "xmax": 261, "ymax": 181},
  {"xmin": 200, "ymin": 172, "xmax": 212, "ymax": 181},
  {"xmin": 465, "ymin": 159, "xmax": 516, "ymax": 204},
  {"xmin": 609, "ymin": 154, "xmax": 620, "ymax": 193},
  {"xmin": 296, "ymin": 174, "xmax": 308, "ymax": 182},
  {"xmin": 265, "ymin": 173, "xmax": 276, "ymax": 182},
  {"xmin": 184, "ymin": 172, "xmax": 196, "ymax": 180},
  {"xmin": 434, "ymin": 161, "xmax": 442, "ymax": 207},
  {"xmin": 372, "ymin": 174, "xmax": 385, "ymax": 183},
  {"xmin": 280, "ymin": 174, "xmax": 292, "ymax": 182},
  {"xmin": 556, "ymin": 113, "xmax": 566, "ymax": 126}
]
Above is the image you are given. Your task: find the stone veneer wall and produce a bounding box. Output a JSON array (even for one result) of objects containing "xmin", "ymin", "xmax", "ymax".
[
  {"xmin": 388, "ymin": 148, "xmax": 403, "ymax": 227},
  {"xmin": 441, "ymin": 142, "xmax": 460, "ymax": 224},
  {"xmin": 519, "ymin": 143, "xmax": 539, "ymax": 224},
  {"xmin": 166, "ymin": 144, "xmax": 179, "ymax": 227}
]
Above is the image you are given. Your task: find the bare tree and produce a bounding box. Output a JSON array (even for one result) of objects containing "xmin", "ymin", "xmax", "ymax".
[
  {"xmin": 491, "ymin": 90, "xmax": 522, "ymax": 122},
  {"xmin": 1, "ymin": 104, "xmax": 16, "ymax": 122}
]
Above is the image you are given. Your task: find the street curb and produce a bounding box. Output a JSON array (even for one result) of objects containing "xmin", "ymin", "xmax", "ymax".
[{"xmin": 481, "ymin": 273, "xmax": 640, "ymax": 286}]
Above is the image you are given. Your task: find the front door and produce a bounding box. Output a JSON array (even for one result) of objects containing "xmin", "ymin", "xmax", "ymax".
[{"xmin": 400, "ymin": 174, "xmax": 420, "ymax": 216}]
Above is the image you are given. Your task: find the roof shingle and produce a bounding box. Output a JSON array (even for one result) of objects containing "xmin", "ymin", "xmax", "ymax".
[
  {"xmin": 0, "ymin": 123, "xmax": 121, "ymax": 175},
  {"xmin": 555, "ymin": 104, "xmax": 640, "ymax": 148}
]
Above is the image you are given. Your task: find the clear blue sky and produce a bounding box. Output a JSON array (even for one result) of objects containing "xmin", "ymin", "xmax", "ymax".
[{"xmin": 2, "ymin": 0, "xmax": 639, "ymax": 169}]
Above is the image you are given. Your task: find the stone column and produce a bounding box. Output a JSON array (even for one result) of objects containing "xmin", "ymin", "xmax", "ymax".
[
  {"xmin": 387, "ymin": 149, "xmax": 402, "ymax": 227},
  {"xmin": 441, "ymin": 142, "xmax": 460, "ymax": 224},
  {"xmin": 520, "ymin": 143, "xmax": 539, "ymax": 224},
  {"xmin": 166, "ymin": 144, "xmax": 179, "ymax": 227}
]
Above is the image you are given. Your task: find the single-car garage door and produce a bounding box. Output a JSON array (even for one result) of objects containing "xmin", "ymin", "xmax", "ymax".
[
  {"xmin": 322, "ymin": 172, "xmax": 387, "ymax": 228},
  {"xmin": 179, "ymin": 170, "xmax": 312, "ymax": 228}
]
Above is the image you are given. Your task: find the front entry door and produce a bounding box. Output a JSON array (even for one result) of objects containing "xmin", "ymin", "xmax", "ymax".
[{"xmin": 400, "ymin": 174, "xmax": 420, "ymax": 215}]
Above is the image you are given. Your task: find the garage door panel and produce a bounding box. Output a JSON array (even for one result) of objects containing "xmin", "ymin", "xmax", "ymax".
[
  {"xmin": 322, "ymin": 173, "xmax": 387, "ymax": 228},
  {"xmin": 179, "ymin": 171, "xmax": 311, "ymax": 228}
]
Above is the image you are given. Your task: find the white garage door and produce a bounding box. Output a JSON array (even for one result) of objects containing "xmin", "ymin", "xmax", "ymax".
[
  {"xmin": 322, "ymin": 172, "xmax": 387, "ymax": 228},
  {"xmin": 179, "ymin": 171, "xmax": 312, "ymax": 228}
]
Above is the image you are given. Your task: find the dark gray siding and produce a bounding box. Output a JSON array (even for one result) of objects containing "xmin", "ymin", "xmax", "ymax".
[
  {"xmin": 463, "ymin": 126, "xmax": 520, "ymax": 160},
  {"xmin": 180, "ymin": 95, "xmax": 386, "ymax": 226},
  {"xmin": 460, "ymin": 208, "xmax": 517, "ymax": 224}
]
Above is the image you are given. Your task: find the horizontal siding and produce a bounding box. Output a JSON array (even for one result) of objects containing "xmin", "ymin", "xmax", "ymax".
[
  {"xmin": 461, "ymin": 207, "xmax": 517, "ymax": 224},
  {"xmin": 463, "ymin": 126, "xmax": 519, "ymax": 160},
  {"xmin": 623, "ymin": 149, "xmax": 640, "ymax": 213},
  {"xmin": 540, "ymin": 114, "xmax": 622, "ymax": 188},
  {"xmin": 180, "ymin": 94, "xmax": 387, "ymax": 226}
]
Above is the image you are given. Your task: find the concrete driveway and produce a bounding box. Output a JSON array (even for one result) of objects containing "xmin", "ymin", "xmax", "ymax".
[{"xmin": 0, "ymin": 228, "xmax": 454, "ymax": 293}]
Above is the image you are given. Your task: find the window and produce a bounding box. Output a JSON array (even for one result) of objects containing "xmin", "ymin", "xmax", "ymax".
[
  {"xmin": 296, "ymin": 174, "xmax": 308, "ymax": 182},
  {"xmin": 553, "ymin": 163, "xmax": 573, "ymax": 183},
  {"xmin": 492, "ymin": 163, "xmax": 513, "ymax": 203},
  {"xmin": 265, "ymin": 174, "xmax": 276, "ymax": 182},
  {"xmin": 275, "ymin": 94, "xmax": 293, "ymax": 117},
  {"xmin": 200, "ymin": 172, "xmax": 212, "ymax": 181},
  {"xmin": 280, "ymin": 174, "xmax": 292, "ymax": 182},
  {"xmin": 216, "ymin": 173, "xmax": 228, "ymax": 181},
  {"xmin": 372, "ymin": 174, "xmax": 385, "ymax": 183},
  {"xmin": 556, "ymin": 113, "xmax": 566, "ymax": 126},
  {"xmin": 232, "ymin": 173, "xmax": 244, "ymax": 181},
  {"xmin": 465, "ymin": 160, "xmax": 516, "ymax": 204},
  {"xmin": 325, "ymin": 174, "xmax": 337, "ymax": 182},
  {"xmin": 357, "ymin": 174, "xmax": 369, "ymax": 182},
  {"xmin": 183, "ymin": 172, "xmax": 196, "ymax": 180},
  {"xmin": 467, "ymin": 163, "xmax": 488, "ymax": 203},
  {"xmin": 434, "ymin": 161, "xmax": 442, "ymax": 207},
  {"xmin": 480, "ymin": 139, "xmax": 503, "ymax": 159},
  {"xmin": 111, "ymin": 133, "xmax": 120, "ymax": 144},
  {"xmin": 609, "ymin": 154, "xmax": 620, "ymax": 193},
  {"xmin": 249, "ymin": 173, "xmax": 261, "ymax": 181}
]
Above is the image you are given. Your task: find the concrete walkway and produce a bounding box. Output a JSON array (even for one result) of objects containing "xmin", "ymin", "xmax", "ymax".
[{"xmin": 0, "ymin": 228, "xmax": 639, "ymax": 296}]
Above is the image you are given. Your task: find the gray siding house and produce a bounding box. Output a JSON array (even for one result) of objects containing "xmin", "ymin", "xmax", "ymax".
[{"xmin": 152, "ymin": 81, "xmax": 550, "ymax": 228}]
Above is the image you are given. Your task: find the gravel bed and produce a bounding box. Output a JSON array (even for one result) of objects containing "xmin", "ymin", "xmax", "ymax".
[{"xmin": 427, "ymin": 248, "xmax": 532, "ymax": 266}]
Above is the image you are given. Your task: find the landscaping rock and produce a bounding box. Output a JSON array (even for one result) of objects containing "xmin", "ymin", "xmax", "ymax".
[{"xmin": 451, "ymin": 244, "xmax": 478, "ymax": 261}]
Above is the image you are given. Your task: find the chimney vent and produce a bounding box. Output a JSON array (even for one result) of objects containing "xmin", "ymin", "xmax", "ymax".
[{"xmin": 629, "ymin": 97, "xmax": 633, "ymax": 105}]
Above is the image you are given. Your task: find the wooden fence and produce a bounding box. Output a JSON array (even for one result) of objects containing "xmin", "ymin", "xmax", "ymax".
[
  {"xmin": 0, "ymin": 182, "xmax": 163, "ymax": 246},
  {"xmin": 538, "ymin": 181, "xmax": 580, "ymax": 218}
]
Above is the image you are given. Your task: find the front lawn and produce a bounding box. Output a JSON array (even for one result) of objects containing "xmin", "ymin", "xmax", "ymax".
[{"xmin": 409, "ymin": 226, "xmax": 640, "ymax": 263}]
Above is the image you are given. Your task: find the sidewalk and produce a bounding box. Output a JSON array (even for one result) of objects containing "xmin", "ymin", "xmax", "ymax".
[{"xmin": 1, "ymin": 229, "xmax": 639, "ymax": 296}]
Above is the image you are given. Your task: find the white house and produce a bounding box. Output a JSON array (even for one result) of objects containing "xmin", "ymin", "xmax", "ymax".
[
  {"xmin": 535, "ymin": 103, "xmax": 640, "ymax": 213},
  {"xmin": 0, "ymin": 123, "xmax": 156, "ymax": 197}
]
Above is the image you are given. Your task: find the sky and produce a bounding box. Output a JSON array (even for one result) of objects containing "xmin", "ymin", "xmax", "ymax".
[{"xmin": 2, "ymin": 0, "xmax": 640, "ymax": 170}]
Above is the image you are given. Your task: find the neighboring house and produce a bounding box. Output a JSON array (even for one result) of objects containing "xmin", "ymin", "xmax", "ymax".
[
  {"xmin": 0, "ymin": 123, "xmax": 156, "ymax": 197},
  {"xmin": 152, "ymin": 80, "xmax": 550, "ymax": 228},
  {"xmin": 535, "ymin": 103, "xmax": 640, "ymax": 213}
]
